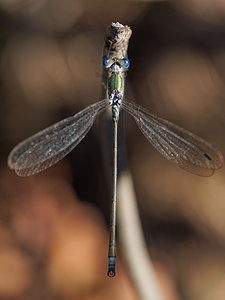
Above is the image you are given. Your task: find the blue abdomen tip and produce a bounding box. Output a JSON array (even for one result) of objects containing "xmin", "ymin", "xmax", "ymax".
[{"xmin": 107, "ymin": 257, "xmax": 116, "ymax": 277}]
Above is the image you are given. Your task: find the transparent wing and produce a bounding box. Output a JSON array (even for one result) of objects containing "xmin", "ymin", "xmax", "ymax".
[
  {"xmin": 122, "ymin": 101, "xmax": 223, "ymax": 176},
  {"xmin": 8, "ymin": 100, "xmax": 107, "ymax": 176}
]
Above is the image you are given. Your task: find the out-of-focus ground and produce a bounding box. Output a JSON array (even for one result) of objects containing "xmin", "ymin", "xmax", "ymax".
[{"xmin": 0, "ymin": 0, "xmax": 225, "ymax": 299}]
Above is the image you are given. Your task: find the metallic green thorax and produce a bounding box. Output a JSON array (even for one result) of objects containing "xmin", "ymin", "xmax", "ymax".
[{"xmin": 108, "ymin": 74, "xmax": 123, "ymax": 94}]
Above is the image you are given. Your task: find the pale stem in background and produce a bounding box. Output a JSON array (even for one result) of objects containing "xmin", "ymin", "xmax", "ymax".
[{"xmin": 101, "ymin": 22, "xmax": 165, "ymax": 300}]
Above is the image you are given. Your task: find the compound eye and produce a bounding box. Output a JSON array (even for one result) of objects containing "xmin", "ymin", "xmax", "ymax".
[
  {"xmin": 123, "ymin": 58, "xmax": 130, "ymax": 68},
  {"xmin": 103, "ymin": 57, "xmax": 110, "ymax": 68}
]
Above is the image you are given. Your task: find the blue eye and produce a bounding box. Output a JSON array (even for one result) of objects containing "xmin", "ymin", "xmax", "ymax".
[
  {"xmin": 123, "ymin": 58, "xmax": 130, "ymax": 68},
  {"xmin": 103, "ymin": 57, "xmax": 109, "ymax": 68}
]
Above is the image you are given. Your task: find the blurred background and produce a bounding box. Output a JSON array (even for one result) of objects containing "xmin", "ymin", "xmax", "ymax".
[{"xmin": 0, "ymin": 0, "xmax": 225, "ymax": 299}]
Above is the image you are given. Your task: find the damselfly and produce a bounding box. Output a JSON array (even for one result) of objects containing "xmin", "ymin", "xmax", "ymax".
[{"xmin": 8, "ymin": 27, "xmax": 224, "ymax": 278}]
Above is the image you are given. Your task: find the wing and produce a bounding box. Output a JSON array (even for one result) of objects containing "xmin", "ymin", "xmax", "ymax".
[
  {"xmin": 8, "ymin": 100, "xmax": 107, "ymax": 176},
  {"xmin": 122, "ymin": 101, "xmax": 223, "ymax": 176}
]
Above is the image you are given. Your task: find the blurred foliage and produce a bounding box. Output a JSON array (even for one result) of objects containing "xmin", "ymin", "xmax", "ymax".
[{"xmin": 0, "ymin": 0, "xmax": 225, "ymax": 299}]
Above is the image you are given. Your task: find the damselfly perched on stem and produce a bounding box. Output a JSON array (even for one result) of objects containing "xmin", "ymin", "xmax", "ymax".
[{"xmin": 8, "ymin": 23, "xmax": 224, "ymax": 278}]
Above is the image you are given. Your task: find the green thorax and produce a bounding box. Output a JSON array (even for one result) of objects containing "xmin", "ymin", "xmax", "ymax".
[{"xmin": 108, "ymin": 74, "xmax": 123, "ymax": 94}]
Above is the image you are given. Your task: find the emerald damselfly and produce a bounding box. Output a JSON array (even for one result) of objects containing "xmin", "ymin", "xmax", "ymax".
[{"xmin": 8, "ymin": 33, "xmax": 224, "ymax": 278}]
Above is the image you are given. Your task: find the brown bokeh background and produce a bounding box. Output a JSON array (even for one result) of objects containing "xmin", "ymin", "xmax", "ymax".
[{"xmin": 1, "ymin": 0, "xmax": 225, "ymax": 299}]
